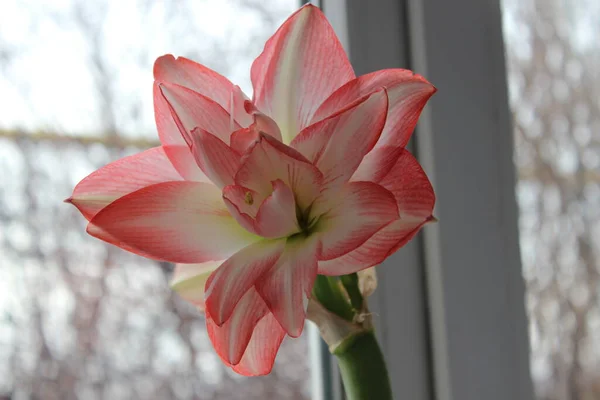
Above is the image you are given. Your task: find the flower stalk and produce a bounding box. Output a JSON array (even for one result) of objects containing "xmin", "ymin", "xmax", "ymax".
[
  {"xmin": 334, "ymin": 331, "xmax": 393, "ymax": 400},
  {"xmin": 310, "ymin": 273, "xmax": 393, "ymax": 400}
]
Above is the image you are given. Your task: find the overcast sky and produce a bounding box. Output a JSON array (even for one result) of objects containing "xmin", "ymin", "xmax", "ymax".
[{"xmin": 0, "ymin": 0, "xmax": 296, "ymax": 138}]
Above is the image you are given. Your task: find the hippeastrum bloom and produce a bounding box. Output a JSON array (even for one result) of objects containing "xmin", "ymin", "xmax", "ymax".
[{"xmin": 66, "ymin": 4, "xmax": 436, "ymax": 375}]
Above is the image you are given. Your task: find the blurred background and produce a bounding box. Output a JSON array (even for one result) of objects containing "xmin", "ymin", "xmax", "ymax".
[
  {"xmin": 0, "ymin": 0, "xmax": 598, "ymax": 399},
  {"xmin": 0, "ymin": 1, "xmax": 311, "ymax": 399},
  {"xmin": 503, "ymin": 0, "xmax": 600, "ymax": 398}
]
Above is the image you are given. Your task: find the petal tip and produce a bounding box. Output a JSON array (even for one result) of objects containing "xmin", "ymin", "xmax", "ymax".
[
  {"xmin": 153, "ymin": 54, "xmax": 176, "ymax": 77},
  {"xmin": 63, "ymin": 196, "xmax": 73, "ymax": 204}
]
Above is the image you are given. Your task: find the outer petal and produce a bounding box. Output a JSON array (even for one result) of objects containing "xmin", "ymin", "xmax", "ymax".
[
  {"xmin": 189, "ymin": 127, "xmax": 241, "ymax": 188},
  {"xmin": 162, "ymin": 145, "xmax": 211, "ymax": 183},
  {"xmin": 87, "ymin": 181, "xmax": 259, "ymax": 263},
  {"xmin": 256, "ymin": 234, "xmax": 320, "ymax": 337},
  {"xmin": 223, "ymin": 180, "xmax": 300, "ymax": 239},
  {"xmin": 206, "ymin": 288, "xmax": 270, "ymax": 365},
  {"xmin": 67, "ymin": 146, "xmax": 183, "ymax": 220},
  {"xmin": 312, "ymin": 69, "xmax": 437, "ymax": 148},
  {"xmin": 170, "ymin": 260, "xmax": 223, "ymax": 311},
  {"xmin": 235, "ymin": 133, "xmax": 323, "ymax": 210},
  {"xmin": 251, "ymin": 4, "xmax": 355, "ymax": 143},
  {"xmin": 310, "ymin": 181, "xmax": 399, "ymax": 260},
  {"xmin": 229, "ymin": 312, "xmax": 286, "ymax": 376},
  {"xmin": 159, "ymin": 82, "xmax": 240, "ymax": 145},
  {"xmin": 153, "ymin": 84, "xmax": 216, "ymax": 181},
  {"xmin": 291, "ymin": 89, "xmax": 388, "ymax": 188},
  {"xmin": 204, "ymin": 239, "xmax": 286, "ymax": 326},
  {"xmin": 318, "ymin": 149, "xmax": 435, "ymax": 275},
  {"xmin": 317, "ymin": 218, "xmax": 432, "ymax": 275},
  {"xmin": 154, "ymin": 55, "xmax": 252, "ymax": 127},
  {"xmin": 350, "ymin": 145, "xmax": 404, "ymax": 184}
]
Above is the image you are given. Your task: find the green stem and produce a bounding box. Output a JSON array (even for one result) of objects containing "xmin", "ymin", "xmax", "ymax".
[{"xmin": 333, "ymin": 331, "xmax": 393, "ymax": 400}]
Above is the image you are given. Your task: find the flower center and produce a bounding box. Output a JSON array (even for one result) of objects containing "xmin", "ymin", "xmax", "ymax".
[{"xmin": 295, "ymin": 203, "xmax": 318, "ymax": 235}]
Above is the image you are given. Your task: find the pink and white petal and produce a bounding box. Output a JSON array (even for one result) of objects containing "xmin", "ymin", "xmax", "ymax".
[
  {"xmin": 312, "ymin": 69, "xmax": 437, "ymax": 148},
  {"xmin": 87, "ymin": 181, "xmax": 259, "ymax": 263},
  {"xmin": 229, "ymin": 85, "xmax": 254, "ymax": 128},
  {"xmin": 318, "ymin": 149, "xmax": 436, "ymax": 275},
  {"xmin": 206, "ymin": 288, "xmax": 270, "ymax": 366},
  {"xmin": 155, "ymin": 55, "xmax": 232, "ymax": 112},
  {"xmin": 159, "ymin": 82, "xmax": 240, "ymax": 145},
  {"xmin": 229, "ymin": 105, "xmax": 283, "ymax": 154},
  {"xmin": 244, "ymin": 101, "xmax": 283, "ymax": 141},
  {"xmin": 222, "ymin": 184, "xmax": 262, "ymax": 218},
  {"xmin": 204, "ymin": 239, "xmax": 285, "ymax": 326},
  {"xmin": 350, "ymin": 145, "xmax": 404, "ymax": 184},
  {"xmin": 67, "ymin": 146, "xmax": 183, "ymax": 220},
  {"xmin": 230, "ymin": 127, "xmax": 260, "ymax": 154},
  {"xmin": 235, "ymin": 134, "xmax": 323, "ymax": 210},
  {"xmin": 254, "ymin": 180, "xmax": 300, "ymax": 238},
  {"xmin": 256, "ymin": 234, "xmax": 320, "ymax": 337},
  {"xmin": 291, "ymin": 90, "xmax": 388, "ymax": 188},
  {"xmin": 317, "ymin": 217, "xmax": 432, "ymax": 275},
  {"xmin": 251, "ymin": 4, "xmax": 355, "ymax": 142},
  {"xmin": 311, "ymin": 181, "xmax": 399, "ymax": 260},
  {"xmin": 230, "ymin": 312, "xmax": 286, "ymax": 376},
  {"xmin": 377, "ymin": 149, "xmax": 436, "ymax": 218},
  {"xmin": 155, "ymin": 57, "xmax": 252, "ymax": 128},
  {"xmin": 188, "ymin": 128, "xmax": 241, "ymax": 188},
  {"xmin": 224, "ymin": 180, "xmax": 300, "ymax": 239},
  {"xmin": 170, "ymin": 260, "xmax": 223, "ymax": 310},
  {"xmin": 154, "ymin": 88, "xmax": 210, "ymax": 182},
  {"xmin": 162, "ymin": 145, "xmax": 211, "ymax": 183},
  {"xmin": 154, "ymin": 82, "xmax": 187, "ymax": 147}
]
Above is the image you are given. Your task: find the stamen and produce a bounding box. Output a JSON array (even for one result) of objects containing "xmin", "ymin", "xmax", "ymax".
[{"xmin": 244, "ymin": 191, "xmax": 254, "ymax": 205}]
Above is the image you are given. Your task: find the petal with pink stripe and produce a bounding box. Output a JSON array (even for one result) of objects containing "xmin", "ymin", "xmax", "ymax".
[
  {"xmin": 67, "ymin": 146, "xmax": 183, "ymax": 220},
  {"xmin": 87, "ymin": 181, "xmax": 259, "ymax": 263},
  {"xmin": 251, "ymin": 4, "xmax": 355, "ymax": 143}
]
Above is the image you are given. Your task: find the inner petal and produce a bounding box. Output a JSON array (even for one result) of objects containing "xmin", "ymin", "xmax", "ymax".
[
  {"xmin": 223, "ymin": 180, "xmax": 300, "ymax": 239},
  {"xmin": 234, "ymin": 133, "xmax": 323, "ymax": 211}
]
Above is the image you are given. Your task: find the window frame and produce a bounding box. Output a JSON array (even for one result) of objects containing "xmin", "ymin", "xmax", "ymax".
[{"xmin": 318, "ymin": 0, "xmax": 535, "ymax": 399}]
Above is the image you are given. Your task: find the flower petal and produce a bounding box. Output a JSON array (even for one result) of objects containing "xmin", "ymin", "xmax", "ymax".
[
  {"xmin": 162, "ymin": 145, "xmax": 211, "ymax": 183},
  {"xmin": 251, "ymin": 4, "xmax": 355, "ymax": 143},
  {"xmin": 230, "ymin": 312, "xmax": 286, "ymax": 376},
  {"xmin": 154, "ymin": 55, "xmax": 253, "ymax": 127},
  {"xmin": 67, "ymin": 146, "xmax": 183, "ymax": 220},
  {"xmin": 188, "ymin": 127, "xmax": 241, "ymax": 188},
  {"xmin": 204, "ymin": 239, "xmax": 286, "ymax": 326},
  {"xmin": 256, "ymin": 234, "xmax": 320, "ymax": 337},
  {"xmin": 312, "ymin": 69, "xmax": 436, "ymax": 148},
  {"xmin": 375, "ymin": 148, "xmax": 435, "ymax": 218},
  {"xmin": 350, "ymin": 145, "xmax": 404, "ymax": 184},
  {"xmin": 291, "ymin": 89, "xmax": 388, "ymax": 188},
  {"xmin": 159, "ymin": 82, "xmax": 240, "ymax": 145},
  {"xmin": 170, "ymin": 260, "xmax": 223, "ymax": 311},
  {"xmin": 317, "ymin": 218, "xmax": 432, "ymax": 275},
  {"xmin": 235, "ymin": 133, "xmax": 323, "ymax": 210},
  {"xmin": 206, "ymin": 288, "xmax": 270, "ymax": 365},
  {"xmin": 318, "ymin": 149, "xmax": 435, "ymax": 274},
  {"xmin": 310, "ymin": 181, "xmax": 399, "ymax": 260},
  {"xmin": 230, "ymin": 103, "xmax": 283, "ymax": 154},
  {"xmin": 87, "ymin": 181, "xmax": 259, "ymax": 263},
  {"xmin": 154, "ymin": 85, "xmax": 208, "ymax": 181},
  {"xmin": 223, "ymin": 180, "xmax": 300, "ymax": 239}
]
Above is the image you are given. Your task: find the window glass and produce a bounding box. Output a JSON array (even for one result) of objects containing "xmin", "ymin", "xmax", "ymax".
[
  {"xmin": 0, "ymin": 1, "xmax": 312, "ymax": 399},
  {"xmin": 502, "ymin": 1, "xmax": 600, "ymax": 398}
]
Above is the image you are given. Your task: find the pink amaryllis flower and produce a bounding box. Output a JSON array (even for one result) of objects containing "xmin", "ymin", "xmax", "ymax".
[{"xmin": 66, "ymin": 4, "xmax": 436, "ymax": 375}]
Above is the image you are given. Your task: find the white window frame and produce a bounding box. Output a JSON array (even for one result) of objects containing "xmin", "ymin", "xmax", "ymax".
[{"xmin": 316, "ymin": 0, "xmax": 536, "ymax": 399}]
